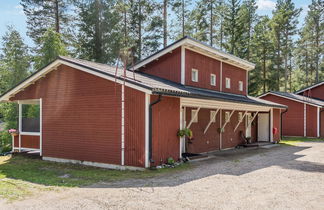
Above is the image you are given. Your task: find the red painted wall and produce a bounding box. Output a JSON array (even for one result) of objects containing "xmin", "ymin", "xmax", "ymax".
[
  {"xmin": 273, "ymin": 109, "xmax": 281, "ymax": 141},
  {"xmin": 124, "ymin": 87, "xmax": 146, "ymax": 167},
  {"xmin": 185, "ymin": 108, "xmax": 220, "ymax": 153},
  {"xmin": 139, "ymin": 47, "xmax": 181, "ymax": 83},
  {"xmin": 222, "ymin": 63, "xmax": 247, "ymax": 95},
  {"xmin": 298, "ymin": 84, "xmax": 324, "ymax": 100},
  {"xmin": 321, "ymin": 110, "xmax": 324, "ymax": 137},
  {"xmin": 185, "ymin": 49, "xmax": 221, "ymax": 91},
  {"xmin": 11, "ymin": 65, "xmax": 124, "ymax": 165},
  {"xmin": 306, "ymin": 105, "xmax": 318, "ymax": 137},
  {"xmin": 151, "ymin": 95, "xmax": 180, "ymax": 165},
  {"xmin": 261, "ymin": 94, "xmax": 305, "ymax": 137},
  {"xmin": 14, "ymin": 135, "xmax": 40, "ymax": 149},
  {"xmin": 221, "ymin": 110, "xmax": 246, "ymax": 148}
]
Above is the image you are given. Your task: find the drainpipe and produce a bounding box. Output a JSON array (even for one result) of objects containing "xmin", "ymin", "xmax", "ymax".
[
  {"xmin": 149, "ymin": 95, "xmax": 162, "ymax": 164},
  {"xmin": 280, "ymin": 108, "xmax": 288, "ymax": 140}
]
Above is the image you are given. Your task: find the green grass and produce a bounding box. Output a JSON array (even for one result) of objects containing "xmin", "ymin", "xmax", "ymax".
[
  {"xmin": 280, "ymin": 136, "xmax": 324, "ymax": 146},
  {"xmin": 0, "ymin": 155, "xmax": 191, "ymax": 201}
]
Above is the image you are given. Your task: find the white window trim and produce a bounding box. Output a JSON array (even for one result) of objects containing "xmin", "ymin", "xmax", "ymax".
[
  {"xmin": 192, "ymin": 68, "xmax": 198, "ymax": 82},
  {"xmin": 191, "ymin": 109, "xmax": 198, "ymax": 123},
  {"xmin": 210, "ymin": 111, "xmax": 216, "ymax": 122},
  {"xmin": 239, "ymin": 81, "xmax": 243, "ymax": 91},
  {"xmin": 210, "ymin": 74, "xmax": 216, "ymax": 86},
  {"xmin": 226, "ymin": 78, "xmax": 231, "ymax": 89}
]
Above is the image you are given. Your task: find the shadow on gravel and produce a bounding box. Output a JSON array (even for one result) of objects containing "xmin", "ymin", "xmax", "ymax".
[{"xmin": 89, "ymin": 142, "xmax": 324, "ymax": 188}]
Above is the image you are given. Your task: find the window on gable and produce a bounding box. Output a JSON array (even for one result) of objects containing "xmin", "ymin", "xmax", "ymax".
[
  {"xmin": 226, "ymin": 78, "xmax": 231, "ymax": 89},
  {"xmin": 210, "ymin": 74, "xmax": 216, "ymax": 86},
  {"xmin": 191, "ymin": 109, "xmax": 198, "ymax": 123},
  {"xmin": 210, "ymin": 111, "xmax": 216, "ymax": 122},
  {"xmin": 239, "ymin": 81, "xmax": 243, "ymax": 91},
  {"xmin": 192, "ymin": 69, "xmax": 198, "ymax": 82}
]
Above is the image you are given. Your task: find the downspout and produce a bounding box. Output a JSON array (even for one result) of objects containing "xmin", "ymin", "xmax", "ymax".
[
  {"xmin": 149, "ymin": 95, "xmax": 162, "ymax": 164},
  {"xmin": 280, "ymin": 108, "xmax": 288, "ymax": 140}
]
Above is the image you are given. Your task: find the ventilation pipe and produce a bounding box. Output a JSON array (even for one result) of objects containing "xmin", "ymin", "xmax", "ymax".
[{"xmin": 280, "ymin": 108, "xmax": 288, "ymax": 140}]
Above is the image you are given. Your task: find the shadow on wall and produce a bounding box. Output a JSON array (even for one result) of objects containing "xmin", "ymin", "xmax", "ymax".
[{"xmin": 0, "ymin": 142, "xmax": 324, "ymax": 189}]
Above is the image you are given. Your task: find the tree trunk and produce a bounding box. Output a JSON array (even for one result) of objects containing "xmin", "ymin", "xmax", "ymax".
[
  {"xmin": 182, "ymin": 0, "xmax": 185, "ymax": 37},
  {"xmin": 54, "ymin": 0, "xmax": 60, "ymax": 33},
  {"xmin": 163, "ymin": 0, "xmax": 168, "ymax": 47},
  {"xmin": 263, "ymin": 47, "xmax": 266, "ymax": 93},
  {"xmin": 138, "ymin": 0, "xmax": 142, "ymax": 60},
  {"xmin": 210, "ymin": 0, "xmax": 213, "ymax": 46},
  {"xmin": 94, "ymin": 0, "xmax": 102, "ymax": 62}
]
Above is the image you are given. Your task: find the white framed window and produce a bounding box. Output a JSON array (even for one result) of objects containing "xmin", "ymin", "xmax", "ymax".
[
  {"xmin": 239, "ymin": 81, "xmax": 243, "ymax": 91},
  {"xmin": 225, "ymin": 111, "xmax": 230, "ymax": 122},
  {"xmin": 210, "ymin": 74, "xmax": 216, "ymax": 86},
  {"xmin": 210, "ymin": 111, "xmax": 216, "ymax": 122},
  {"xmin": 226, "ymin": 77, "xmax": 231, "ymax": 89},
  {"xmin": 238, "ymin": 112, "xmax": 243, "ymax": 121},
  {"xmin": 191, "ymin": 68, "xmax": 198, "ymax": 82},
  {"xmin": 191, "ymin": 109, "xmax": 198, "ymax": 123}
]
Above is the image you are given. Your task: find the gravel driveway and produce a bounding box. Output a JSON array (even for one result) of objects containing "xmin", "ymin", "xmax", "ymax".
[{"xmin": 2, "ymin": 142, "xmax": 324, "ymax": 210}]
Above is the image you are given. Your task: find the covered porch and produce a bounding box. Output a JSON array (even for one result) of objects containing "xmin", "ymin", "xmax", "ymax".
[
  {"xmin": 179, "ymin": 97, "xmax": 281, "ymax": 156},
  {"xmin": 12, "ymin": 99, "xmax": 42, "ymax": 156}
]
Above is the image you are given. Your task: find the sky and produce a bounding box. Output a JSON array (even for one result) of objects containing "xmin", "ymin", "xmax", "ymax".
[{"xmin": 0, "ymin": 0, "xmax": 311, "ymax": 48}]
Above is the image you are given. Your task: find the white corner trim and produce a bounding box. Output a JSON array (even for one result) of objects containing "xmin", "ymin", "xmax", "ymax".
[
  {"xmin": 121, "ymin": 85, "xmax": 125, "ymax": 166},
  {"xmin": 145, "ymin": 93, "xmax": 150, "ymax": 168},
  {"xmin": 18, "ymin": 103, "xmax": 22, "ymax": 152},
  {"xmin": 181, "ymin": 46, "xmax": 186, "ymax": 85},
  {"xmin": 270, "ymin": 108, "xmax": 273, "ymax": 142},
  {"xmin": 42, "ymin": 156, "xmax": 145, "ymax": 171},
  {"xmin": 220, "ymin": 61, "xmax": 223, "ymax": 91},
  {"xmin": 40, "ymin": 98, "xmax": 43, "ymax": 156},
  {"xmin": 317, "ymin": 107, "xmax": 320, "ymax": 137}
]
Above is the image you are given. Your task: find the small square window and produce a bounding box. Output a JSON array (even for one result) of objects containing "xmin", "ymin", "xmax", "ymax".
[
  {"xmin": 239, "ymin": 81, "xmax": 243, "ymax": 91},
  {"xmin": 210, "ymin": 111, "xmax": 217, "ymax": 122},
  {"xmin": 225, "ymin": 111, "xmax": 230, "ymax": 122},
  {"xmin": 192, "ymin": 69, "xmax": 198, "ymax": 82},
  {"xmin": 226, "ymin": 78, "xmax": 231, "ymax": 89},
  {"xmin": 191, "ymin": 109, "xmax": 198, "ymax": 123},
  {"xmin": 238, "ymin": 112, "xmax": 243, "ymax": 121},
  {"xmin": 210, "ymin": 74, "xmax": 216, "ymax": 86}
]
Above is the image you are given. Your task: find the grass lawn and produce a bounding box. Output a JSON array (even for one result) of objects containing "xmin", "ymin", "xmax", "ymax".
[
  {"xmin": 280, "ymin": 136, "xmax": 324, "ymax": 146},
  {"xmin": 0, "ymin": 155, "xmax": 191, "ymax": 201}
]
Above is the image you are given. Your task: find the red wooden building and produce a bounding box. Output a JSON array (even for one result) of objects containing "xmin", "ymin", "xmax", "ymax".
[
  {"xmin": 259, "ymin": 83, "xmax": 324, "ymax": 138},
  {"xmin": 0, "ymin": 37, "xmax": 286, "ymax": 169}
]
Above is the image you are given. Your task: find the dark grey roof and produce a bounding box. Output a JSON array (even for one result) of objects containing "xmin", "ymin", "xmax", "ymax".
[
  {"xmin": 295, "ymin": 81, "xmax": 324, "ymax": 94},
  {"xmin": 58, "ymin": 56, "xmax": 286, "ymax": 109},
  {"xmin": 266, "ymin": 91, "xmax": 324, "ymax": 107}
]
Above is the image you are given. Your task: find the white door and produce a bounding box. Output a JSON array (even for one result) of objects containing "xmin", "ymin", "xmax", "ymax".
[
  {"xmin": 258, "ymin": 113, "xmax": 270, "ymax": 141},
  {"xmin": 245, "ymin": 113, "xmax": 252, "ymax": 138}
]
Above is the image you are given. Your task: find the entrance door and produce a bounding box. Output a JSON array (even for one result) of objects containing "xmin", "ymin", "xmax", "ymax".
[{"xmin": 258, "ymin": 113, "xmax": 269, "ymax": 141}]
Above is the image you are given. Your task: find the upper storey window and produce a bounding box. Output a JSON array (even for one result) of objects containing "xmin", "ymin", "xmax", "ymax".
[
  {"xmin": 226, "ymin": 78, "xmax": 231, "ymax": 89},
  {"xmin": 239, "ymin": 81, "xmax": 243, "ymax": 91},
  {"xmin": 192, "ymin": 69, "xmax": 198, "ymax": 82},
  {"xmin": 210, "ymin": 74, "xmax": 216, "ymax": 86}
]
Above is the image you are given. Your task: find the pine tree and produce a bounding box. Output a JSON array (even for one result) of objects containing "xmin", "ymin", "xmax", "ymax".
[
  {"xmin": 170, "ymin": 0, "xmax": 192, "ymax": 39},
  {"xmin": 21, "ymin": 0, "xmax": 73, "ymax": 45},
  {"xmin": 35, "ymin": 28, "xmax": 67, "ymax": 69}
]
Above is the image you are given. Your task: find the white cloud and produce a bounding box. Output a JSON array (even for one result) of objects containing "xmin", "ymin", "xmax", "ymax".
[{"xmin": 257, "ymin": 0, "xmax": 276, "ymax": 11}]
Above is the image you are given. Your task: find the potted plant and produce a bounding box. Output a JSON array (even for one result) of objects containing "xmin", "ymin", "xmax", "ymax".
[
  {"xmin": 177, "ymin": 128, "xmax": 193, "ymax": 139},
  {"xmin": 8, "ymin": 129, "xmax": 18, "ymax": 136},
  {"xmin": 218, "ymin": 127, "xmax": 225, "ymax": 133}
]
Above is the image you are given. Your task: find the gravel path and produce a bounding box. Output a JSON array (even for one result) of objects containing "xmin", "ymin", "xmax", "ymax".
[{"xmin": 2, "ymin": 142, "xmax": 324, "ymax": 210}]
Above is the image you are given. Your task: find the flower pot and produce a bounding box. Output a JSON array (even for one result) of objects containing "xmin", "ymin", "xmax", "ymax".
[{"xmin": 11, "ymin": 133, "xmax": 19, "ymax": 137}]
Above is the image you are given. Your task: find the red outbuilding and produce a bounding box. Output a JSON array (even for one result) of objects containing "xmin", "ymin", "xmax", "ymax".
[
  {"xmin": 259, "ymin": 87, "xmax": 324, "ymax": 138},
  {"xmin": 0, "ymin": 37, "xmax": 286, "ymax": 169}
]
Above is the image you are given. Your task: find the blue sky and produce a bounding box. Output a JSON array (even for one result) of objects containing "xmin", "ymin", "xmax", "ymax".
[{"xmin": 0, "ymin": 0, "xmax": 311, "ymax": 48}]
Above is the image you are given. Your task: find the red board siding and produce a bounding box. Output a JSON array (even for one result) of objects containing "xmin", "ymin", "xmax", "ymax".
[
  {"xmin": 306, "ymin": 105, "xmax": 318, "ymax": 137},
  {"xmin": 273, "ymin": 109, "xmax": 281, "ymax": 141},
  {"xmin": 139, "ymin": 47, "xmax": 181, "ymax": 83},
  {"xmin": 11, "ymin": 65, "xmax": 122, "ymax": 165},
  {"xmin": 221, "ymin": 110, "xmax": 246, "ymax": 149},
  {"xmin": 13, "ymin": 135, "xmax": 40, "ymax": 149},
  {"xmin": 151, "ymin": 96, "xmax": 180, "ymax": 165},
  {"xmin": 124, "ymin": 87, "xmax": 145, "ymax": 167},
  {"xmin": 185, "ymin": 49, "xmax": 221, "ymax": 91},
  {"xmin": 321, "ymin": 110, "xmax": 324, "ymax": 137},
  {"xmin": 185, "ymin": 108, "xmax": 220, "ymax": 153},
  {"xmin": 298, "ymin": 85, "xmax": 324, "ymax": 100},
  {"xmin": 222, "ymin": 63, "xmax": 247, "ymax": 95},
  {"xmin": 261, "ymin": 94, "xmax": 304, "ymax": 137}
]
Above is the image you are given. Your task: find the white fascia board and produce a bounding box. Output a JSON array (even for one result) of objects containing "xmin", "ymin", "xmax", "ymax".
[
  {"xmin": 259, "ymin": 92, "xmax": 322, "ymax": 108},
  {"xmin": 0, "ymin": 60, "xmax": 152, "ymax": 102},
  {"xmin": 181, "ymin": 97, "xmax": 271, "ymax": 112}
]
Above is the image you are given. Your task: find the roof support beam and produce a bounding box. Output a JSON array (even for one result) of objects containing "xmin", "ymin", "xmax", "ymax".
[
  {"xmin": 204, "ymin": 108, "xmax": 220, "ymax": 134},
  {"xmin": 246, "ymin": 111, "xmax": 259, "ymax": 128},
  {"xmin": 221, "ymin": 110, "xmax": 235, "ymax": 131},
  {"xmin": 234, "ymin": 111, "xmax": 248, "ymax": 132},
  {"xmin": 187, "ymin": 107, "xmax": 201, "ymax": 129}
]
